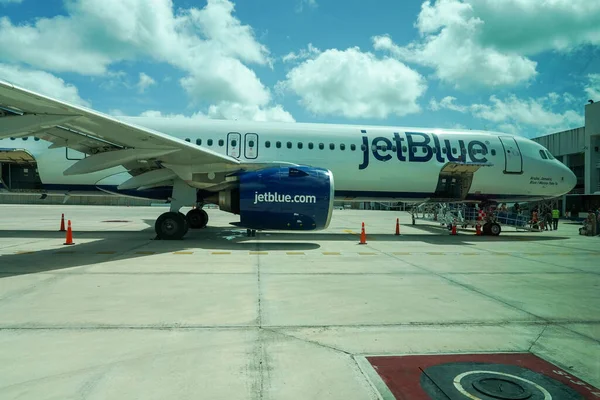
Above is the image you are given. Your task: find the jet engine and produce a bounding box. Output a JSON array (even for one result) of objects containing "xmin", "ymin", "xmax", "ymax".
[{"xmin": 215, "ymin": 166, "xmax": 334, "ymax": 230}]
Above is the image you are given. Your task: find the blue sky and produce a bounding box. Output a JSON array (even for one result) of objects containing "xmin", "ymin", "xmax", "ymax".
[{"xmin": 1, "ymin": 0, "xmax": 599, "ymax": 138}]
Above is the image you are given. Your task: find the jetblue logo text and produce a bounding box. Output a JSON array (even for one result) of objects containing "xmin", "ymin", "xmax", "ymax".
[
  {"xmin": 358, "ymin": 132, "xmax": 489, "ymax": 170},
  {"xmin": 254, "ymin": 192, "xmax": 317, "ymax": 205}
]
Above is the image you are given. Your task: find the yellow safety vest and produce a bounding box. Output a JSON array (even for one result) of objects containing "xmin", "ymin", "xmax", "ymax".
[{"xmin": 552, "ymin": 209, "xmax": 559, "ymax": 218}]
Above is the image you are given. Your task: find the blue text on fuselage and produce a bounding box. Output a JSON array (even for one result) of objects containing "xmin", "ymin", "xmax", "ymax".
[{"xmin": 358, "ymin": 132, "xmax": 489, "ymax": 170}]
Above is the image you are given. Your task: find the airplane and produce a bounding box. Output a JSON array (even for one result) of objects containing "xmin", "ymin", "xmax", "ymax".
[{"xmin": 0, "ymin": 80, "xmax": 576, "ymax": 239}]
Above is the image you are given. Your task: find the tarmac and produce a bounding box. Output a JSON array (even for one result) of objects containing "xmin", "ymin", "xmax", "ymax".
[{"xmin": 0, "ymin": 204, "xmax": 598, "ymax": 399}]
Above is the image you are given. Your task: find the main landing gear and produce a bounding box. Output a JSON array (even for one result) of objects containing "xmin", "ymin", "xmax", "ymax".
[
  {"xmin": 482, "ymin": 222, "xmax": 502, "ymax": 236},
  {"xmin": 154, "ymin": 179, "xmax": 207, "ymax": 240},
  {"xmin": 186, "ymin": 208, "xmax": 208, "ymax": 229}
]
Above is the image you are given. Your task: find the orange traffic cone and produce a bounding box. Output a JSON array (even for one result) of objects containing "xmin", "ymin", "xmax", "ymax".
[
  {"xmin": 451, "ymin": 223, "xmax": 457, "ymax": 235},
  {"xmin": 59, "ymin": 213, "xmax": 66, "ymax": 232},
  {"xmin": 395, "ymin": 218, "xmax": 400, "ymax": 235},
  {"xmin": 64, "ymin": 220, "xmax": 74, "ymax": 245},
  {"xmin": 359, "ymin": 222, "xmax": 367, "ymax": 244},
  {"xmin": 475, "ymin": 223, "xmax": 481, "ymax": 236}
]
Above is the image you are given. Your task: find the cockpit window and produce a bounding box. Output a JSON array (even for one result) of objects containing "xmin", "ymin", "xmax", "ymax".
[
  {"xmin": 546, "ymin": 151, "xmax": 555, "ymax": 160},
  {"xmin": 539, "ymin": 150, "xmax": 547, "ymax": 160}
]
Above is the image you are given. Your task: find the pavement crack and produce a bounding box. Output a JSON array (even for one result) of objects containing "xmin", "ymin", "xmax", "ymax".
[{"xmin": 528, "ymin": 324, "xmax": 549, "ymax": 352}]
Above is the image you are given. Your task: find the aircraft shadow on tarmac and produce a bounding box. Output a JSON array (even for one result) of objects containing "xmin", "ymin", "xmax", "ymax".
[{"xmin": 0, "ymin": 221, "xmax": 569, "ymax": 277}]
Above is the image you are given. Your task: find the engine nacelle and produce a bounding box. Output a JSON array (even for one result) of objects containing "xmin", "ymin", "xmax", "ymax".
[{"xmin": 217, "ymin": 166, "xmax": 334, "ymax": 230}]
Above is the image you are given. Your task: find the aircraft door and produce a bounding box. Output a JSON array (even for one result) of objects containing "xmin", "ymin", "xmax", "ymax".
[
  {"xmin": 499, "ymin": 136, "xmax": 523, "ymax": 174},
  {"xmin": 227, "ymin": 132, "xmax": 241, "ymax": 158},
  {"xmin": 244, "ymin": 133, "xmax": 258, "ymax": 159}
]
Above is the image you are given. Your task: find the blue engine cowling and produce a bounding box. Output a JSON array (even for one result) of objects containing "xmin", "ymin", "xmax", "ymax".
[{"xmin": 217, "ymin": 166, "xmax": 334, "ymax": 230}]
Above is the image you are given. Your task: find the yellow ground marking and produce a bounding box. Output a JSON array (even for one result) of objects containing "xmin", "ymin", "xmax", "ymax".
[
  {"xmin": 287, "ymin": 252, "xmax": 305, "ymax": 255},
  {"xmin": 427, "ymin": 252, "xmax": 445, "ymax": 255},
  {"xmin": 358, "ymin": 252, "xmax": 377, "ymax": 255},
  {"xmin": 250, "ymin": 251, "xmax": 269, "ymax": 255},
  {"xmin": 393, "ymin": 252, "xmax": 411, "ymax": 255},
  {"xmin": 211, "ymin": 251, "xmax": 231, "ymax": 255},
  {"xmin": 323, "ymin": 252, "xmax": 341, "ymax": 255},
  {"xmin": 174, "ymin": 251, "xmax": 194, "ymax": 255}
]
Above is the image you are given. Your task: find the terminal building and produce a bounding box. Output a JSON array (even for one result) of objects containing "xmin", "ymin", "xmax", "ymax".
[{"xmin": 533, "ymin": 101, "xmax": 600, "ymax": 217}]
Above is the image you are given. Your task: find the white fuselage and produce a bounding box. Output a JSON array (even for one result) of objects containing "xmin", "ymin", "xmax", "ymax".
[{"xmin": 0, "ymin": 118, "xmax": 576, "ymax": 202}]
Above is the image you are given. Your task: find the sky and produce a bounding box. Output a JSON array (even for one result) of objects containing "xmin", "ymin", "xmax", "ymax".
[{"xmin": 0, "ymin": 0, "xmax": 599, "ymax": 138}]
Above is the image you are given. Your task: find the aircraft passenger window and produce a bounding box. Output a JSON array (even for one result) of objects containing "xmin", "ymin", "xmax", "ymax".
[
  {"xmin": 298, "ymin": 142, "xmax": 303, "ymax": 149},
  {"xmin": 539, "ymin": 150, "xmax": 547, "ymax": 159},
  {"xmin": 461, "ymin": 147, "xmax": 466, "ymax": 154},
  {"xmin": 340, "ymin": 144, "xmax": 345, "ymax": 151},
  {"xmin": 351, "ymin": 144, "xmax": 356, "ymax": 151},
  {"xmin": 287, "ymin": 141, "xmax": 292, "ymax": 149},
  {"xmin": 381, "ymin": 145, "xmax": 387, "ymax": 151},
  {"xmin": 231, "ymin": 140, "xmax": 237, "ymax": 147},
  {"xmin": 372, "ymin": 145, "xmax": 377, "ymax": 151},
  {"xmin": 491, "ymin": 149, "xmax": 496, "ymax": 156},
  {"xmin": 402, "ymin": 146, "xmax": 407, "ymax": 152},
  {"xmin": 452, "ymin": 148, "xmax": 457, "ymax": 154},
  {"xmin": 10, "ymin": 137, "xmax": 15, "ymax": 140},
  {"xmin": 442, "ymin": 147, "xmax": 447, "ymax": 154},
  {"xmin": 391, "ymin": 145, "xmax": 397, "ymax": 152},
  {"xmin": 207, "ymin": 139, "xmax": 213, "ymax": 146},
  {"xmin": 412, "ymin": 147, "xmax": 417, "ymax": 153},
  {"xmin": 185, "ymin": 138, "xmax": 191, "ymax": 142},
  {"xmin": 249, "ymin": 140, "xmax": 255, "ymax": 147},
  {"xmin": 308, "ymin": 142, "xmax": 314, "ymax": 149},
  {"xmin": 196, "ymin": 138, "xmax": 202, "ymax": 145},
  {"xmin": 218, "ymin": 139, "xmax": 224, "ymax": 146},
  {"xmin": 265, "ymin": 141, "xmax": 271, "ymax": 148},
  {"xmin": 330, "ymin": 143, "xmax": 335, "ymax": 150},
  {"xmin": 276, "ymin": 141, "xmax": 282, "ymax": 148},
  {"xmin": 361, "ymin": 144, "xmax": 367, "ymax": 151},
  {"xmin": 432, "ymin": 147, "xmax": 437, "ymax": 153},
  {"xmin": 319, "ymin": 143, "xmax": 324, "ymax": 150}
]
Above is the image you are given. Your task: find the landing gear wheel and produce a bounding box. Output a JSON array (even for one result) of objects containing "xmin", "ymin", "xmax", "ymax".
[
  {"xmin": 155, "ymin": 212, "xmax": 187, "ymax": 240},
  {"xmin": 482, "ymin": 222, "xmax": 492, "ymax": 235},
  {"xmin": 490, "ymin": 222, "xmax": 501, "ymax": 236},
  {"xmin": 186, "ymin": 209, "xmax": 208, "ymax": 229}
]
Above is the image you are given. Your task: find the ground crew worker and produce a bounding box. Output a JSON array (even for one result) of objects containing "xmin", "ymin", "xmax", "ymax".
[
  {"xmin": 545, "ymin": 209, "xmax": 553, "ymax": 231},
  {"xmin": 552, "ymin": 207, "xmax": 560, "ymax": 230}
]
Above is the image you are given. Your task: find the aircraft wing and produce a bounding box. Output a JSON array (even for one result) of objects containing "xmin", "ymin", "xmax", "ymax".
[{"xmin": 0, "ymin": 79, "xmax": 242, "ymax": 187}]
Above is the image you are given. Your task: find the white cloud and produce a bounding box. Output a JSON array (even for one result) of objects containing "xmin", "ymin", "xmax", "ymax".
[
  {"xmin": 0, "ymin": 63, "xmax": 89, "ymax": 106},
  {"xmin": 278, "ymin": 47, "xmax": 426, "ymax": 119},
  {"xmin": 373, "ymin": 0, "xmax": 600, "ymax": 89},
  {"xmin": 585, "ymin": 73, "xmax": 600, "ymax": 101},
  {"xmin": 282, "ymin": 43, "xmax": 321, "ymax": 63},
  {"xmin": 136, "ymin": 72, "xmax": 156, "ymax": 93},
  {"xmin": 295, "ymin": 0, "xmax": 317, "ymax": 13},
  {"xmin": 139, "ymin": 102, "xmax": 295, "ymax": 122},
  {"xmin": 431, "ymin": 93, "xmax": 584, "ymax": 135},
  {"xmin": 429, "ymin": 96, "xmax": 467, "ymax": 112},
  {"xmin": 548, "ymin": 92, "xmax": 560, "ymax": 104},
  {"xmin": 206, "ymin": 102, "xmax": 295, "ymax": 122},
  {"xmin": 0, "ymin": 0, "xmax": 286, "ymax": 113},
  {"xmin": 563, "ymin": 92, "xmax": 576, "ymax": 104}
]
